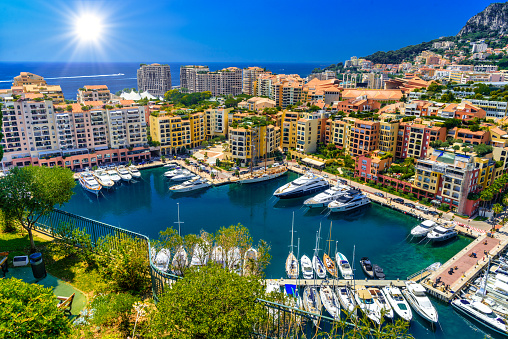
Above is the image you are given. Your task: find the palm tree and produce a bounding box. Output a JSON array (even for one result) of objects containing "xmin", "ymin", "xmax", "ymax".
[
  {"xmin": 403, "ymin": 157, "xmax": 414, "ymax": 174},
  {"xmin": 493, "ymin": 203, "xmax": 504, "ymax": 226},
  {"xmin": 503, "ymin": 194, "xmax": 508, "ymax": 207}
]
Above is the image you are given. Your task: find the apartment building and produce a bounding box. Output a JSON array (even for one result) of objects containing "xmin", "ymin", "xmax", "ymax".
[
  {"xmin": 329, "ymin": 120, "xmax": 347, "ymax": 149},
  {"xmin": 447, "ymin": 127, "xmax": 490, "ymax": 145},
  {"xmin": 378, "ymin": 121, "xmax": 399, "ymax": 154},
  {"xmin": 227, "ymin": 124, "xmax": 280, "ymax": 165},
  {"xmin": 308, "ymin": 71, "xmax": 336, "ymax": 81},
  {"xmin": 464, "ymin": 99, "xmax": 508, "ymax": 118},
  {"xmin": 137, "ymin": 63, "xmax": 172, "ymax": 97},
  {"xmin": 347, "ymin": 120, "xmax": 380, "ymax": 157},
  {"xmin": 13, "ymin": 72, "xmax": 46, "ymax": 86},
  {"xmin": 396, "ymin": 123, "xmax": 446, "ymax": 159},
  {"xmin": 23, "ymin": 84, "xmax": 65, "ymax": 104},
  {"xmin": 204, "ymin": 107, "xmax": 232, "ymax": 137},
  {"xmin": 296, "ymin": 117, "xmax": 319, "ymax": 154},
  {"xmin": 281, "ymin": 111, "xmax": 299, "ymax": 151},
  {"xmin": 77, "ymin": 85, "xmax": 111, "ymax": 103},
  {"xmin": 180, "ymin": 65, "xmax": 210, "ymax": 93},
  {"xmin": 302, "ymin": 79, "xmax": 341, "ymax": 105},
  {"xmin": 242, "ymin": 67, "xmax": 270, "ymax": 95},
  {"xmin": 193, "ymin": 67, "xmax": 243, "ymax": 97},
  {"xmin": 355, "ymin": 150, "xmax": 393, "ymax": 181},
  {"xmin": 335, "ymin": 97, "xmax": 381, "ymax": 113},
  {"xmin": 254, "ymin": 74, "xmax": 304, "ymax": 108},
  {"xmin": 439, "ymin": 102, "xmax": 486, "ymax": 121},
  {"xmin": 237, "ymin": 97, "xmax": 276, "ymax": 111}
]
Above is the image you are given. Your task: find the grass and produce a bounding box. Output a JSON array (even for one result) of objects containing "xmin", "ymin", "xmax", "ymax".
[{"xmin": 474, "ymin": 216, "xmax": 488, "ymax": 221}]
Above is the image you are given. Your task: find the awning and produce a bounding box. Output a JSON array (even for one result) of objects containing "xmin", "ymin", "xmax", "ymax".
[
  {"xmin": 431, "ymin": 200, "xmax": 440, "ymax": 205},
  {"xmin": 301, "ymin": 158, "xmax": 325, "ymax": 168}
]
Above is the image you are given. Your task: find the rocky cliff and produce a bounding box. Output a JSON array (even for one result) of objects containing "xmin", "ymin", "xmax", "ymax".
[{"xmin": 458, "ymin": 2, "xmax": 508, "ymax": 36}]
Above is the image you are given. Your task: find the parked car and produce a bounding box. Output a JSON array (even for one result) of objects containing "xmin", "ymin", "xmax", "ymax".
[
  {"xmin": 415, "ymin": 205, "xmax": 429, "ymax": 212},
  {"xmin": 374, "ymin": 192, "xmax": 384, "ymax": 198},
  {"xmin": 338, "ymin": 179, "xmax": 348, "ymax": 185},
  {"xmin": 428, "ymin": 211, "xmax": 440, "ymax": 216},
  {"xmin": 323, "ymin": 174, "xmax": 329, "ymax": 178},
  {"xmin": 405, "ymin": 202, "xmax": 416, "ymax": 208},
  {"xmin": 393, "ymin": 198, "xmax": 404, "ymax": 204}
]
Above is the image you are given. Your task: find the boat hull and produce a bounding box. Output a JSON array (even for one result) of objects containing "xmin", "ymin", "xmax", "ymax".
[
  {"xmin": 170, "ymin": 184, "xmax": 211, "ymax": 192},
  {"xmin": 329, "ymin": 199, "xmax": 370, "ymax": 212},
  {"xmin": 238, "ymin": 169, "xmax": 287, "ymax": 184},
  {"xmin": 275, "ymin": 185, "xmax": 329, "ymax": 199},
  {"xmin": 452, "ymin": 300, "xmax": 508, "ymax": 336}
]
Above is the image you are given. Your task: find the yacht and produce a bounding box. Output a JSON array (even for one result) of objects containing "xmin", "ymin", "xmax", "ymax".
[
  {"xmin": 79, "ymin": 172, "xmax": 102, "ymax": 195},
  {"xmin": 171, "ymin": 171, "xmax": 195, "ymax": 181},
  {"xmin": 353, "ymin": 286, "xmax": 382, "ymax": 325},
  {"xmin": 127, "ymin": 165, "xmax": 141, "ymax": 178},
  {"xmin": 383, "ymin": 286, "xmax": 412, "ymax": 321},
  {"xmin": 328, "ymin": 190, "xmax": 370, "ymax": 212},
  {"xmin": 227, "ymin": 247, "xmax": 242, "ymax": 275},
  {"xmin": 169, "ymin": 177, "xmax": 211, "ymax": 192},
  {"xmin": 301, "ymin": 255, "xmax": 314, "ymax": 279},
  {"xmin": 452, "ymin": 298, "xmax": 508, "ymax": 336},
  {"xmin": 273, "ymin": 172, "xmax": 329, "ymax": 199},
  {"xmin": 172, "ymin": 246, "xmax": 188, "ymax": 275},
  {"xmin": 93, "ymin": 169, "xmax": 115, "ymax": 189},
  {"xmin": 190, "ymin": 241, "xmax": 210, "ymax": 267},
  {"xmin": 107, "ymin": 169, "xmax": 122, "ymax": 183},
  {"xmin": 335, "ymin": 286, "xmax": 356, "ymax": 316},
  {"xmin": 154, "ymin": 248, "xmax": 171, "ymax": 272},
  {"xmin": 427, "ymin": 225, "xmax": 458, "ymax": 242},
  {"xmin": 116, "ymin": 166, "xmax": 132, "ymax": 181},
  {"xmin": 238, "ymin": 166, "xmax": 288, "ymax": 184},
  {"xmin": 164, "ymin": 168, "xmax": 186, "ymax": 178},
  {"xmin": 410, "ymin": 220, "xmax": 437, "ymax": 238},
  {"xmin": 303, "ymin": 184, "xmax": 350, "ymax": 208},
  {"xmin": 163, "ymin": 163, "xmax": 179, "ymax": 169},
  {"xmin": 312, "ymin": 255, "xmax": 327, "ymax": 279},
  {"xmin": 402, "ymin": 281, "xmax": 438, "ymax": 324},
  {"xmin": 243, "ymin": 248, "xmax": 258, "ymax": 276},
  {"xmin": 211, "ymin": 246, "xmax": 225, "ymax": 268},
  {"xmin": 303, "ymin": 286, "xmax": 322, "ymax": 326},
  {"xmin": 373, "ymin": 264, "xmax": 386, "ymax": 280},
  {"xmin": 319, "ymin": 285, "xmax": 341, "ymax": 320},
  {"xmin": 368, "ymin": 287, "xmax": 394, "ymax": 320},
  {"xmin": 336, "ymin": 252, "xmax": 354, "ymax": 279},
  {"xmin": 360, "ymin": 257, "xmax": 375, "ymax": 279}
]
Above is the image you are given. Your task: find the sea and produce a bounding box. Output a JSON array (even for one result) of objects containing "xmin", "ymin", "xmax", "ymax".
[
  {"xmin": 62, "ymin": 168, "xmax": 499, "ymax": 339},
  {"xmin": 0, "ymin": 62, "xmax": 330, "ymax": 99}
]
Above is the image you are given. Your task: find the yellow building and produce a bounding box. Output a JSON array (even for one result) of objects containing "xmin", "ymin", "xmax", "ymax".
[
  {"xmin": 23, "ymin": 84, "xmax": 65, "ymax": 104},
  {"xmin": 378, "ymin": 120, "xmax": 399, "ymax": 154},
  {"xmin": 474, "ymin": 156, "xmax": 495, "ymax": 189},
  {"xmin": 13, "ymin": 72, "xmax": 46, "ymax": 86},
  {"xmin": 281, "ymin": 111, "xmax": 299, "ymax": 151},
  {"xmin": 204, "ymin": 107, "xmax": 232, "ymax": 137},
  {"xmin": 226, "ymin": 123, "xmax": 280, "ymax": 165},
  {"xmin": 296, "ymin": 118, "xmax": 318, "ymax": 153}
]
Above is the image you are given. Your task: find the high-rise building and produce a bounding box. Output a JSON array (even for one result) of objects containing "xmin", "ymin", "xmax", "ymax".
[
  {"xmin": 242, "ymin": 67, "xmax": 270, "ymax": 95},
  {"xmin": 77, "ymin": 85, "xmax": 111, "ymax": 103},
  {"xmin": 137, "ymin": 63, "xmax": 172, "ymax": 97},
  {"xmin": 180, "ymin": 65, "xmax": 210, "ymax": 93},
  {"xmin": 13, "ymin": 72, "xmax": 47, "ymax": 86}
]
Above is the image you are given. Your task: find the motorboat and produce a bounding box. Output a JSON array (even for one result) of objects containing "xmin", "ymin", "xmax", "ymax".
[
  {"xmin": 164, "ymin": 168, "xmax": 186, "ymax": 178},
  {"xmin": 328, "ymin": 190, "xmax": 370, "ymax": 212},
  {"xmin": 238, "ymin": 167, "xmax": 287, "ymax": 184},
  {"xmin": 107, "ymin": 169, "xmax": 122, "ymax": 183},
  {"xmin": 402, "ymin": 281, "xmax": 438, "ymax": 324},
  {"xmin": 93, "ymin": 170, "xmax": 115, "ymax": 189},
  {"xmin": 373, "ymin": 264, "xmax": 386, "ymax": 280},
  {"xmin": 227, "ymin": 247, "xmax": 242, "ymax": 275},
  {"xmin": 154, "ymin": 248, "xmax": 171, "ymax": 272},
  {"xmin": 169, "ymin": 177, "xmax": 211, "ymax": 192},
  {"xmin": 211, "ymin": 246, "xmax": 225, "ymax": 267},
  {"xmin": 303, "ymin": 184, "xmax": 350, "ymax": 208},
  {"xmin": 79, "ymin": 172, "xmax": 102, "ymax": 195},
  {"xmin": 410, "ymin": 220, "xmax": 437, "ymax": 238},
  {"xmin": 319, "ymin": 285, "xmax": 341, "ymax": 320},
  {"xmin": 190, "ymin": 241, "xmax": 210, "ymax": 267},
  {"xmin": 303, "ymin": 286, "xmax": 322, "ymax": 326},
  {"xmin": 171, "ymin": 246, "xmax": 188, "ymax": 275},
  {"xmin": 286, "ymin": 213, "xmax": 299, "ymax": 279},
  {"xmin": 273, "ymin": 172, "xmax": 329, "ymax": 199},
  {"xmin": 452, "ymin": 298, "xmax": 508, "ymax": 335},
  {"xmin": 353, "ymin": 286, "xmax": 382, "ymax": 325},
  {"xmin": 116, "ymin": 166, "xmax": 132, "ymax": 181},
  {"xmin": 127, "ymin": 165, "xmax": 141, "ymax": 178},
  {"xmin": 368, "ymin": 287, "xmax": 394, "ymax": 320},
  {"xmin": 360, "ymin": 257, "xmax": 375, "ymax": 279},
  {"xmin": 163, "ymin": 162, "xmax": 179, "ymax": 169},
  {"xmin": 243, "ymin": 247, "xmax": 258, "ymax": 276},
  {"xmin": 171, "ymin": 171, "xmax": 195, "ymax": 181},
  {"xmin": 336, "ymin": 252, "xmax": 354, "ymax": 279},
  {"xmin": 335, "ymin": 286, "xmax": 356, "ymax": 316},
  {"xmin": 323, "ymin": 253, "xmax": 338, "ymax": 278},
  {"xmin": 427, "ymin": 225, "xmax": 458, "ymax": 242},
  {"xmin": 301, "ymin": 255, "xmax": 314, "ymax": 279},
  {"xmin": 383, "ymin": 286, "xmax": 412, "ymax": 321}
]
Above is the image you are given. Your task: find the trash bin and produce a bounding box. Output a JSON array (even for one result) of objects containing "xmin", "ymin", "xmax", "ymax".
[{"xmin": 29, "ymin": 252, "xmax": 46, "ymax": 279}]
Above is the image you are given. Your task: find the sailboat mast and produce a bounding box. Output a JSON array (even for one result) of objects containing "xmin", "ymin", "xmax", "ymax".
[
  {"xmin": 290, "ymin": 211, "xmax": 295, "ymax": 254},
  {"xmin": 174, "ymin": 203, "xmax": 184, "ymax": 236},
  {"xmin": 352, "ymin": 245, "xmax": 356, "ymax": 288},
  {"xmin": 327, "ymin": 221, "xmax": 333, "ymax": 255}
]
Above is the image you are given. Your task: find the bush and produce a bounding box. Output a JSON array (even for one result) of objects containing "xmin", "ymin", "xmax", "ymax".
[
  {"xmin": 51, "ymin": 222, "xmax": 95, "ymax": 265},
  {"xmin": 0, "ymin": 278, "xmax": 71, "ymax": 338},
  {"xmin": 88, "ymin": 293, "xmax": 140, "ymax": 335}
]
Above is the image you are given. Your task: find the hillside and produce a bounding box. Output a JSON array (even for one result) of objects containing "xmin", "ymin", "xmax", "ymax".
[{"xmin": 458, "ymin": 2, "xmax": 508, "ymax": 36}]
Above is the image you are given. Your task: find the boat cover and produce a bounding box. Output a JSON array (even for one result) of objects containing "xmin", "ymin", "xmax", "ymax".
[{"xmin": 285, "ymin": 284, "xmax": 297, "ymax": 296}]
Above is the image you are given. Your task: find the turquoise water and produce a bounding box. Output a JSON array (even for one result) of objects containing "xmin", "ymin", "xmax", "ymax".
[{"xmin": 62, "ymin": 167, "xmax": 498, "ymax": 338}]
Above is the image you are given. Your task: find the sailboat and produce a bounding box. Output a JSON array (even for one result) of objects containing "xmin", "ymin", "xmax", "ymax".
[
  {"xmin": 171, "ymin": 203, "xmax": 188, "ymax": 275},
  {"xmin": 312, "ymin": 225, "xmax": 327, "ymax": 279},
  {"xmin": 303, "ymin": 286, "xmax": 322, "ymax": 327},
  {"xmin": 323, "ymin": 222, "xmax": 338, "ymax": 278},
  {"xmin": 285, "ymin": 212, "xmax": 299, "ymax": 279}
]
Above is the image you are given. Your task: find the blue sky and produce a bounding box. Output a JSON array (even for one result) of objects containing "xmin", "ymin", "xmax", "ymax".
[{"xmin": 0, "ymin": 0, "xmax": 497, "ymax": 63}]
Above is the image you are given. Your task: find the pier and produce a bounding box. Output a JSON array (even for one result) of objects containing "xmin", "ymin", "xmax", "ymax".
[{"xmin": 265, "ymin": 278, "xmax": 406, "ymax": 288}]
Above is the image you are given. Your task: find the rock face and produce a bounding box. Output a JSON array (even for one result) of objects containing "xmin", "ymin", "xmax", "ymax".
[{"xmin": 458, "ymin": 2, "xmax": 508, "ymax": 36}]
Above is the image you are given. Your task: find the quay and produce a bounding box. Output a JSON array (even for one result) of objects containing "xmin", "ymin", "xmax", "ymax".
[{"xmin": 265, "ymin": 278, "xmax": 406, "ymax": 288}]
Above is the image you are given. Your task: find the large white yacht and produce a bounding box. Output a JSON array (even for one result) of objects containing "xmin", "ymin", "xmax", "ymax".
[
  {"xmin": 303, "ymin": 184, "xmax": 350, "ymax": 208},
  {"xmin": 169, "ymin": 177, "xmax": 211, "ymax": 192},
  {"xmin": 452, "ymin": 298, "xmax": 508, "ymax": 335},
  {"xmin": 336, "ymin": 252, "xmax": 354, "ymax": 280},
  {"xmin": 164, "ymin": 168, "xmax": 186, "ymax": 178},
  {"xmin": 93, "ymin": 169, "xmax": 115, "ymax": 189},
  {"xmin": 402, "ymin": 281, "xmax": 438, "ymax": 324},
  {"xmin": 116, "ymin": 166, "xmax": 132, "ymax": 181},
  {"xmin": 273, "ymin": 172, "xmax": 329, "ymax": 199},
  {"xmin": 127, "ymin": 165, "xmax": 141, "ymax": 178},
  {"xmin": 107, "ymin": 169, "xmax": 122, "ymax": 183},
  {"xmin": 171, "ymin": 171, "xmax": 195, "ymax": 181},
  {"xmin": 410, "ymin": 220, "xmax": 437, "ymax": 238},
  {"xmin": 353, "ymin": 286, "xmax": 382, "ymax": 325},
  {"xmin": 238, "ymin": 166, "xmax": 288, "ymax": 184},
  {"xmin": 328, "ymin": 190, "xmax": 370, "ymax": 212},
  {"xmin": 383, "ymin": 286, "xmax": 412, "ymax": 322},
  {"xmin": 427, "ymin": 225, "xmax": 458, "ymax": 242},
  {"xmin": 79, "ymin": 172, "xmax": 102, "ymax": 195}
]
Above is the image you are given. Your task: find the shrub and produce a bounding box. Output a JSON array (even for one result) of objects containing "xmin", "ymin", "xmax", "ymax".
[
  {"xmin": 88, "ymin": 293, "xmax": 140, "ymax": 335},
  {"xmin": 0, "ymin": 278, "xmax": 71, "ymax": 338},
  {"xmin": 407, "ymin": 193, "xmax": 414, "ymax": 198}
]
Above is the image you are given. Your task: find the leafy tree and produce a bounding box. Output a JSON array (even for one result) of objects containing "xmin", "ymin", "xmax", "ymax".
[
  {"xmin": 493, "ymin": 203, "xmax": 504, "ymax": 220},
  {"xmin": 452, "ymin": 145, "xmax": 460, "ymax": 153},
  {"xmin": 442, "ymin": 118, "xmax": 462, "ymax": 131},
  {"xmin": 0, "ymin": 166, "xmax": 75, "ymax": 251},
  {"xmin": 473, "ymin": 144, "xmax": 493, "ymax": 157},
  {"xmin": 0, "ymin": 278, "xmax": 71, "ymax": 338},
  {"xmin": 149, "ymin": 265, "xmax": 267, "ymax": 339}
]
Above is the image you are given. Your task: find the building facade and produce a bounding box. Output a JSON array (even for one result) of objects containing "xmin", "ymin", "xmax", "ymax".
[{"xmin": 137, "ymin": 63, "xmax": 172, "ymax": 97}]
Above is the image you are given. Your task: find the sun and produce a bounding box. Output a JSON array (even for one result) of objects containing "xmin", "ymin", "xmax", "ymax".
[{"xmin": 74, "ymin": 14, "xmax": 103, "ymax": 42}]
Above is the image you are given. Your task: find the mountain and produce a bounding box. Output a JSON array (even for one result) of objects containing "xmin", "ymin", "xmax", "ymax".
[{"xmin": 458, "ymin": 2, "xmax": 508, "ymax": 36}]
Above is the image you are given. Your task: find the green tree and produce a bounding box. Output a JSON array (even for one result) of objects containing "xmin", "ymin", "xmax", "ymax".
[
  {"xmin": 149, "ymin": 265, "xmax": 267, "ymax": 339},
  {"xmin": 452, "ymin": 145, "xmax": 460, "ymax": 153},
  {"xmin": 473, "ymin": 144, "xmax": 493, "ymax": 157},
  {"xmin": 0, "ymin": 278, "xmax": 71, "ymax": 338},
  {"xmin": 493, "ymin": 203, "xmax": 504, "ymax": 219},
  {"xmin": 0, "ymin": 166, "xmax": 75, "ymax": 251},
  {"xmin": 403, "ymin": 157, "xmax": 415, "ymax": 174}
]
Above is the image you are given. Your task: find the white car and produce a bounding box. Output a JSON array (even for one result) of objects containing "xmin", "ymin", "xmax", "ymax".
[
  {"xmin": 416, "ymin": 205, "xmax": 429, "ymax": 212},
  {"xmin": 323, "ymin": 174, "xmax": 329, "ymax": 178}
]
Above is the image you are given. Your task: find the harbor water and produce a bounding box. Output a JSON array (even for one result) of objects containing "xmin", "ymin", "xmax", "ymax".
[{"xmin": 63, "ymin": 167, "xmax": 501, "ymax": 338}]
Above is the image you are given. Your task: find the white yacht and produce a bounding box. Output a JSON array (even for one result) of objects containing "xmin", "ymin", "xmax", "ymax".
[
  {"xmin": 227, "ymin": 247, "xmax": 242, "ymax": 275},
  {"xmin": 171, "ymin": 171, "xmax": 195, "ymax": 181},
  {"xmin": 354, "ymin": 286, "xmax": 382, "ymax": 325},
  {"xmin": 164, "ymin": 168, "xmax": 186, "ymax": 178},
  {"xmin": 402, "ymin": 281, "xmax": 438, "ymax": 324},
  {"xmin": 163, "ymin": 163, "xmax": 179, "ymax": 169},
  {"xmin": 303, "ymin": 184, "xmax": 350, "ymax": 208},
  {"xmin": 301, "ymin": 255, "xmax": 314, "ymax": 279},
  {"xmin": 319, "ymin": 285, "xmax": 341, "ymax": 320},
  {"xmin": 382, "ymin": 286, "xmax": 412, "ymax": 321},
  {"xmin": 303, "ymin": 286, "xmax": 322, "ymax": 326},
  {"xmin": 336, "ymin": 252, "xmax": 354, "ymax": 279},
  {"xmin": 238, "ymin": 167, "xmax": 288, "ymax": 184},
  {"xmin": 93, "ymin": 169, "xmax": 115, "ymax": 189},
  {"xmin": 273, "ymin": 172, "xmax": 329, "ymax": 199},
  {"xmin": 410, "ymin": 220, "xmax": 437, "ymax": 238},
  {"xmin": 171, "ymin": 246, "xmax": 188, "ymax": 275},
  {"xmin": 154, "ymin": 248, "xmax": 171, "ymax": 272},
  {"xmin": 190, "ymin": 241, "xmax": 210, "ymax": 267},
  {"xmin": 368, "ymin": 287, "xmax": 394, "ymax": 320},
  {"xmin": 335, "ymin": 286, "xmax": 356, "ymax": 316},
  {"xmin": 116, "ymin": 166, "xmax": 132, "ymax": 181},
  {"xmin": 427, "ymin": 225, "xmax": 458, "ymax": 242},
  {"xmin": 169, "ymin": 177, "xmax": 211, "ymax": 192},
  {"xmin": 127, "ymin": 165, "xmax": 141, "ymax": 178},
  {"xmin": 107, "ymin": 169, "xmax": 122, "ymax": 183},
  {"xmin": 243, "ymin": 248, "xmax": 258, "ymax": 276},
  {"xmin": 328, "ymin": 190, "xmax": 370, "ymax": 212},
  {"xmin": 211, "ymin": 246, "xmax": 225, "ymax": 268},
  {"xmin": 79, "ymin": 172, "xmax": 102, "ymax": 195},
  {"xmin": 451, "ymin": 298, "xmax": 508, "ymax": 335}
]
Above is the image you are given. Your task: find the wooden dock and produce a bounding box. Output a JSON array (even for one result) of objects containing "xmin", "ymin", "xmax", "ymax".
[{"xmin": 264, "ymin": 278, "xmax": 406, "ymax": 288}]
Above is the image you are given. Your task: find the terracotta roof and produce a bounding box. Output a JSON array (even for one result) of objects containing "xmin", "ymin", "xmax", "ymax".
[
  {"xmin": 341, "ymin": 89, "xmax": 403, "ymax": 101},
  {"xmin": 84, "ymin": 85, "xmax": 109, "ymax": 90}
]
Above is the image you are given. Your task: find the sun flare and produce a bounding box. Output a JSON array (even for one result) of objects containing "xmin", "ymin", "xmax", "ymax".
[{"xmin": 74, "ymin": 14, "xmax": 103, "ymax": 42}]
